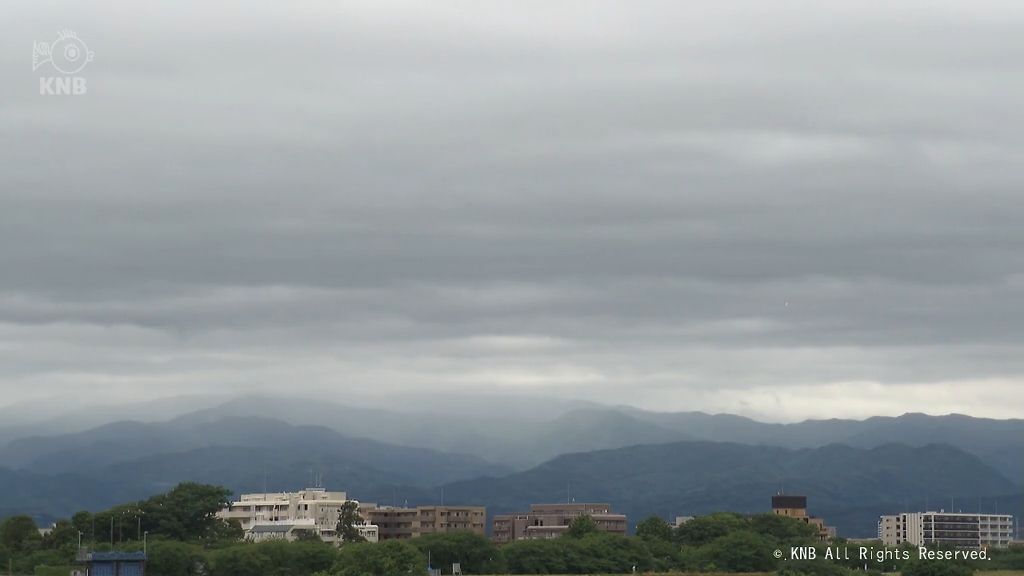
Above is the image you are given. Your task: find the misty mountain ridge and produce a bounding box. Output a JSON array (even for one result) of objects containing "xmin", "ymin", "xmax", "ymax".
[
  {"xmin": 2, "ymin": 395, "xmax": 1020, "ymax": 480},
  {"xmin": 440, "ymin": 440, "xmax": 1021, "ymax": 538},
  {"xmin": 0, "ymin": 416, "xmax": 510, "ymax": 484},
  {"xmin": 1, "ymin": 395, "xmax": 1020, "ymax": 532},
  {"xmin": 169, "ymin": 396, "xmax": 1024, "ymax": 479}
]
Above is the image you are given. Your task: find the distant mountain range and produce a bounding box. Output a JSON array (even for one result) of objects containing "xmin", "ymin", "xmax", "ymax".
[
  {"xmin": 0, "ymin": 396, "xmax": 1020, "ymax": 536},
  {"xmin": 90, "ymin": 396, "xmax": 1024, "ymax": 477},
  {"xmin": 440, "ymin": 441, "xmax": 1021, "ymax": 537},
  {"xmin": 0, "ymin": 416, "xmax": 506, "ymax": 521}
]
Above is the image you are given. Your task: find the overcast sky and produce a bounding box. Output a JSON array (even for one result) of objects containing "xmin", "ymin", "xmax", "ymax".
[{"xmin": 2, "ymin": 1, "xmax": 1023, "ymax": 422}]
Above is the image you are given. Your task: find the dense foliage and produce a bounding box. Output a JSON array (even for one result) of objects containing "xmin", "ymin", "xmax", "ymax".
[{"xmin": 5, "ymin": 487, "xmax": 1022, "ymax": 575}]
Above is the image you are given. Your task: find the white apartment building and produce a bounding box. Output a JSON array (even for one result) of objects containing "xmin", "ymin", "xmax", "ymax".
[
  {"xmin": 879, "ymin": 511, "xmax": 1014, "ymax": 549},
  {"xmin": 218, "ymin": 488, "xmax": 378, "ymax": 543}
]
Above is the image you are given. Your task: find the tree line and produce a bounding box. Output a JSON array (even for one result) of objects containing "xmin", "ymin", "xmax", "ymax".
[{"xmin": 3, "ymin": 483, "xmax": 1023, "ymax": 575}]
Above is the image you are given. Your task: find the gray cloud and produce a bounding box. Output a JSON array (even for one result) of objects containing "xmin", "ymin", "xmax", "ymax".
[{"xmin": 1, "ymin": 0, "xmax": 1023, "ymax": 420}]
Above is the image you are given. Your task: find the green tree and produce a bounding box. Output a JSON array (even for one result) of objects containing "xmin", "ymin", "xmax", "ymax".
[
  {"xmin": 577, "ymin": 533, "xmax": 655, "ymax": 574},
  {"xmin": 675, "ymin": 512, "xmax": 747, "ymax": 546},
  {"xmin": 1, "ymin": 515, "xmax": 42, "ymax": 553},
  {"xmin": 636, "ymin": 516, "xmax": 674, "ymax": 542},
  {"xmin": 41, "ymin": 519, "xmax": 78, "ymax": 553},
  {"xmin": 328, "ymin": 540, "xmax": 426, "ymax": 576},
  {"xmin": 902, "ymin": 558, "xmax": 974, "ymax": 576},
  {"xmin": 207, "ymin": 518, "xmax": 243, "ymax": 544},
  {"xmin": 690, "ymin": 529, "xmax": 778, "ymax": 572},
  {"xmin": 250, "ymin": 540, "xmax": 338, "ymax": 575},
  {"xmin": 335, "ymin": 501, "xmax": 367, "ymax": 544},
  {"xmin": 749, "ymin": 512, "xmax": 819, "ymax": 544},
  {"xmin": 209, "ymin": 544, "xmax": 270, "ymax": 576},
  {"xmin": 70, "ymin": 512, "xmax": 92, "ymax": 543},
  {"xmin": 140, "ymin": 482, "xmax": 232, "ymax": 541},
  {"xmin": 502, "ymin": 534, "xmax": 655, "ymax": 575},
  {"xmin": 634, "ymin": 516, "xmax": 678, "ymax": 570},
  {"xmin": 779, "ymin": 560, "xmax": 856, "ymax": 576},
  {"xmin": 987, "ymin": 546, "xmax": 1024, "ymax": 570},
  {"xmin": 145, "ymin": 539, "xmax": 209, "ymax": 576},
  {"xmin": 409, "ymin": 532, "xmax": 503, "ymax": 574},
  {"xmin": 564, "ymin": 515, "xmax": 598, "ymax": 538},
  {"xmin": 501, "ymin": 539, "xmax": 569, "ymax": 574}
]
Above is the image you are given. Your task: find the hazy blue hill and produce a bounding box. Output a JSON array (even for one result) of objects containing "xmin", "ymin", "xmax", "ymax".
[
  {"xmin": 0, "ymin": 416, "xmax": 510, "ymax": 486},
  {"xmin": 2, "ymin": 435, "xmax": 1020, "ymax": 535},
  {"xmin": 169, "ymin": 396, "xmax": 529, "ymax": 466},
  {"xmin": 1, "ymin": 420, "xmax": 199, "ymax": 471},
  {"xmin": 0, "ymin": 395, "xmax": 228, "ymax": 446},
  {"xmin": 497, "ymin": 408, "xmax": 691, "ymax": 467},
  {"xmin": 164, "ymin": 400, "xmax": 695, "ymax": 469},
  {"xmin": 0, "ymin": 468, "xmax": 124, "ymax": 524},
  {"xmin": 622, "ymin": 409, "xmax": 1024, "ymax": 482},
  {"xmin": 7, "ymin": 400, "xmax": 1022, "ymax": 482},
  {"xmin": 0, "ymin": 416, "xmax": 504, "ymax": 523},
  {"xmin": 94, "ymin": 446, "xmax": 434, "ymax": 505},
  {"xmin": 440, "ymin": 441, "xmax": 1021, "ymax": 537},
  {"xmin": 836, "ymin": 413, "xmax": 1024, "ymax": 483}
]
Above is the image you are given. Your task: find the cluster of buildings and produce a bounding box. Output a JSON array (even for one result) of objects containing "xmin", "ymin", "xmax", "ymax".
[
  {"xmin": 215, "ymin": 488, "xmax": 488, "ymax": 543},
  {"xmin": 215, "ymin": 487, "xmax": 626, "ymax": 545},
  {"xmin": 772, "ymin": 494, "xmax": 837, "ymax": 541},
  {"xmin": 878, "ymin": 511, "xmax": 1015, "ymax": 549},
  {"xmin": 492, "ymin": 503, "xmax": 627, "ymax": 543},
  {"xmin": 214, "ymin": 487, "xmax": 1017, "ymax": 551}
]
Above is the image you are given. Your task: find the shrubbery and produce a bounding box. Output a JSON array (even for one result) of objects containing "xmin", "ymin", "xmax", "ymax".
[{"xmin": 1, "ymin": 490, "xmax": 1005, "ymax": 576}]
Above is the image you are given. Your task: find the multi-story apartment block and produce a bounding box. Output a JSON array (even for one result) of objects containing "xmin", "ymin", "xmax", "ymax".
[
  {"xmin": 879, "ymin": 512, "xmax": 1014, "ymax": 549},
  {"xmin": 491, "ymin": 503, "xmax": 627, "ymax": 543},
  {"xmin": 360, "ymin": 505, "xmax": 486, "ymax": 540},
  {"xmin": 772, "ymin": 495, "xmax": 837, "ymax": 541},
  {"xmin": 217, "ymin": 488, "xmax": 378, "ymax": 543}
]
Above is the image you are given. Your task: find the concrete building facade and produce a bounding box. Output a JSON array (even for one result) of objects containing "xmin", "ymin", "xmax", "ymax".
[
  {"xmin": 771, "ymin": 495, "xmax": 837, "ymax": 541},
  {"xmin": 361, "ymin": 505, "xmax": 486, "ymax": 540},
  {"xmin": 491, "ymin": 503, "xmax": 627, "ymax": 543},
  {"xmin": 879, "ymin": 512, "xmax": 1014, "ymax": 549},
  {"xmin": 217, "ymin": 488, "xmax": 378, "ymax": 543}
]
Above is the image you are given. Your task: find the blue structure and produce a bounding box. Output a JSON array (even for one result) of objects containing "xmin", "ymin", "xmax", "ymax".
[{"xmin": 80, "ymin": 551, "xmax": 147, "ymax": 576}]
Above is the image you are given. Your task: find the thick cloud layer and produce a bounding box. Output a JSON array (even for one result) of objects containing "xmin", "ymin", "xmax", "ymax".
[{"xmin": 2, "ymin": 1, "xmax": 1023, "ymax": 420}]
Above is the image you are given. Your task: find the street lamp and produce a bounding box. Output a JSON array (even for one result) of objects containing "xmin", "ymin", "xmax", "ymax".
[{"xmin": 144, "ymin": 531, "xmax": 148, "ymax": 556}]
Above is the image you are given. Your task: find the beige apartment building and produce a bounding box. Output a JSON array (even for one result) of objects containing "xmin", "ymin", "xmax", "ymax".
[
  {"xmin": 772, "ymin": 494, "xmax": 837, "ymax": 541},
  {"xmin": 360, "ymin": 505, "xmax": 486, "ymax": 540},
  {"xmin": 217, "ymin": 488, "xmax": 378, "ymax": 543},
  {"xmin": 879, "ymin": 511, "xmax": 1014, "ymax": 549},
  {"xmin": 492, "ymin": 503, "xmax": 627, "ymax": 543}
]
